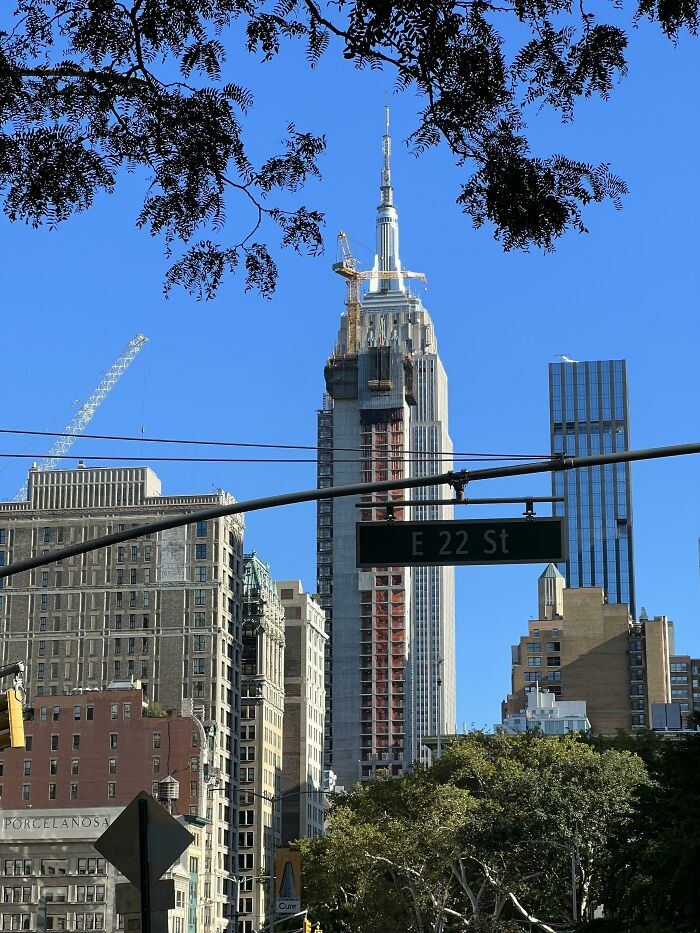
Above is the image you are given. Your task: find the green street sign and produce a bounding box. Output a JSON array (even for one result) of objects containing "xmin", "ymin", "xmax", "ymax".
[{"xmin": 356, "ymin": 517, "xmax": 566, "ymax": 568}]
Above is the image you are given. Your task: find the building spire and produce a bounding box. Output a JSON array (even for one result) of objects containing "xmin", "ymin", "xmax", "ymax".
[
  {"xmin": 371, "ymin": 103, "xmax": 403, "ymax": 292},
  {"xmin": 380, "ymin": 103, "xmax": 393, "ymax": 206}
]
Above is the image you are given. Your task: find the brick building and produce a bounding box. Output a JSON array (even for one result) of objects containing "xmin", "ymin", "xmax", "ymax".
[
  {"xmin": 0, "ymin": 688, "xmax": 202, "ymax": 812},
  {"xmin": 0, "ymin": 687, "xmax": 208, "ymax": 933}
]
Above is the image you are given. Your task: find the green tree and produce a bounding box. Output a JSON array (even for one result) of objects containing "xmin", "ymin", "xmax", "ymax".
[
  {"xmin": 1, "ymin": 0, "xmax": 696, "ymax": 298},
  {"xmin": 300, "ymin": 732, "xmax": 648, "ymax": 932},
  {"xmin": 602, "ymin": 735, "xmax": 700, "ymax": 931}
]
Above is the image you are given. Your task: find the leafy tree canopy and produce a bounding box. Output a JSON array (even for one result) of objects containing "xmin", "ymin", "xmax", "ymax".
[
  {"xmin": 600, "ymin": 734, "xmax": 700, "ymax": 932},
  {"xmin": 1, "ymin": 0, "xmax": 696, "ymax": 298},
  {"xmin": 300, "ymin": 732, "xmax": 648, "ymax": 933}
]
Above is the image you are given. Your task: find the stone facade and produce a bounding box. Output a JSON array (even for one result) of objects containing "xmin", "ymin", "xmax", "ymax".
[
  {"xmin": 0, "ymin": 466, "xmax": 244, "ymax": 933},
  {"xmin": 505, "ymin": 568, "xmax": 673, "ymax": 733},
  {"xmin": 276, "ymin": 581, "xmax": 326, "ymax": 845}
]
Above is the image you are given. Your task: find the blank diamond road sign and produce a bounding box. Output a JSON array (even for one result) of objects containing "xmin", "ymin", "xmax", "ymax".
[{"xmin": 94, "ymin": 792, "xmax": 194, "ymax": 887}]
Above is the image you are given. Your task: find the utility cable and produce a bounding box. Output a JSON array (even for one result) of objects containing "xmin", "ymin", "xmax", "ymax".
[
  {"xmin": 0, "ymin": 428, "xmax": 550, "ymax": 461},
  {"xmin": 1, "ymin": 440, "xmax": 698, "ymax": 580},
  {"xmin": 0, "ymin": 453, "xmax": 535, "ymax": 464}
]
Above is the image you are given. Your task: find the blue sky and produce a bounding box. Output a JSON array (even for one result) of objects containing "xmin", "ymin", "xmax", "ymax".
[{"xmin": 1, "ymin": 11, "xmax": 698, "ymax": 728}]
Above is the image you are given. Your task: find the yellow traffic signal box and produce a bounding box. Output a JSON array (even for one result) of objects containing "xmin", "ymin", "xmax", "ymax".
[{"xmin": 0, "ymin": 689, "xmax": 25, "ymax": 750}]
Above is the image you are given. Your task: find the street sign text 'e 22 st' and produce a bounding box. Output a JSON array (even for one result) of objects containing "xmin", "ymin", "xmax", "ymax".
[{"xmin": 356, "ymin": 518, "xmax": 566, "ymax": 568}]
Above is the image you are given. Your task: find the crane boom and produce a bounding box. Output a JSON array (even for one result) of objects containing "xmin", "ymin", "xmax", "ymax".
[
  {"xmin": 13, "ymin": 333, "xmax": 148, "ymax": 501},
  {"xmin": 332, "ymin": 230, "xmax": 427, "ymax": 356}
]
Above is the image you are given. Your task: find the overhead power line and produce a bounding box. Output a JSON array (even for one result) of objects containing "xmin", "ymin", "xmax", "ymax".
[
  {"xmin": 0, "ymin": 427, "xmax": 549, "ymax": 461},
  {"xmin": 0, "ymin": 440, "xmax": 698, "ymax": 581},
  {"xmin": 0, "ymin": 452, "xmax": 531, "ymax": 465}
]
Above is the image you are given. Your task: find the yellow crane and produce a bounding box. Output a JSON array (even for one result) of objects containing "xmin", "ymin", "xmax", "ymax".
[{"xmin": 332, "ymin": 231, "xmax": 426, "ymax": 355}]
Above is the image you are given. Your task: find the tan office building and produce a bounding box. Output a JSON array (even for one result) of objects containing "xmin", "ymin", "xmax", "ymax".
[
  {"xmin": 276, "ymin": 581, "xmax": 326, "ymax": 844},
  {"xmin": 238, "ymin": 554, "xmax": 285, "ymax": 933},
  {"xmin": 504, "ymin": 565, "xmax": 673, "ymax": 733},
  {"xmin": 0, "ymin": 465, "xmax": 245, "ymax": 933}
]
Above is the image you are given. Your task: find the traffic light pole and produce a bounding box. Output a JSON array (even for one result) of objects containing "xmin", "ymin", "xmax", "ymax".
[{"xmin": 0, "ymin": 441, "xmax": 698, "ymax": 580}]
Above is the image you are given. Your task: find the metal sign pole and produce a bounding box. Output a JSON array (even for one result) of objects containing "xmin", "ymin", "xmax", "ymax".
[{"xmin": 138, "ymin": 797, "xmax": 153, "ymax": 933}]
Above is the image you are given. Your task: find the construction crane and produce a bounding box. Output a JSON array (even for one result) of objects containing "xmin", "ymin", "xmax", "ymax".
[
  {"xmin": 332, "ymin": 231, "xmax": 427, "ymax": 355},
  {"xmin": 13, "ymin": 333, "xmax": 148, "ymax": 501}
]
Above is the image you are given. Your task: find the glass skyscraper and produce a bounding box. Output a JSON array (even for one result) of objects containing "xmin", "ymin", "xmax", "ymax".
[{"xmin": 549, "ymin": 359, "xmax": 635, "ymax": 616}]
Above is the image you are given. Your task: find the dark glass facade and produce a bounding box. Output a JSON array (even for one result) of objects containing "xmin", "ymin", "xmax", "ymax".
[{"xmin": 549, "ymin": 360, "xmax": 635, "ymax": 616}]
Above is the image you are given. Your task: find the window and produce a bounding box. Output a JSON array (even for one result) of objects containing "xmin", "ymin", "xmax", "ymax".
[
  {"xmin": 129, "ymin": 569, "xmax": 137, "ymax": 585},
  {"xmin": 192, "ymin": 659, "xmax": 205, "ymax": 675},
  {"xmin": 48, "ymin": 784, "xmax": 56, "ymax": 800},
  {"xmin": 108, "ymin": 758, "xmax": 117, "ymax": 774},
  {"xmin": 143, "ymin": 569, "xmax": 150, "ymax": 585},
  {"xmin": 86, "ymin": 705, "xmax": 94, "ymax": 721},
  {"xmin": 71, "ymin": 759, "xmax": 79, "ymax": 776},
  {"xmin": 194, "ymin": 590, "xmax": 206, "ymax": 606},
  {"xmin": 116, "ymin": 570, "xmax": 124, "ymax": 585},
  {"xmin": 129, "ymin": 615, "xmax": 136, "ymax": 629},
  {"xmin": 109, "ymin": 734, "xmax": 118, "ymax": 749},
  {"xmin": 195, "ymin": 544, "xmax": 207, "ymax": 560},
  {"xmin": 532, "ymin": 629, "xmax": 539, "ymax": 637},
  {"xmin": 114, "ymin": 614, "xmax": 122, "ymax": 630},
  {"xmin": 72, "ymin": 735, "xmax": 80, "ymax": 750},
  {"xmin": 20, "ymin": 784, "xmax": 30, "ymax": 801},
  {"xmin": 22, "ymin": 760, "xmax": 31, "ymax": 776},
  {"xmin": 546, "ymin": 671, "xmax": 561, "ymax": 682},
  {"xmin": 152, "ymin": 758, "xmax": 160, "ymax": 774},
  {"xmin": 196, "ymin": 521, "xmax": 207, "ymax": 537},
  {"xmin": 546, "ymin": 656, "xmax": 560, "ymax": 667},
  {"xmin": 527, "ymin": 643, "xmax": 541, "ymax": 652},
  {"xmin": 546, "ymin": 642, "xmax": 560, "ymax": 652},
  {"xmin": 153, "ymin": 733, "xmax": 161, "ymax": 749},
  {"xmin": 130, "ymin": 546, "xmax": 138, "ymax": 562},
  {"xmin": 107, "ymin": 782, "xmax": 116, "ymax": 799},
  {"xmin": 38, "ymin": 640, "xmax": 46, "ymax": 657},
  {"xmin": 70, "ymin": 783, "xmax": 78, "ymax": 800},
  {"xmin": 527, "ymin": 657, "xmax": 541, "ymax": 667},
  {"xmin": 117, "ymin": 547, "xmax": 125, "ymax": 563},
  {"xmin": 193, "ymin": 635, "xmax": 206, "ymax": 652},
  {"xmin": 50, "ymin": 735, "xmax": 58, "ymax": 751},
  {"xmin": 49, "ymin": 759, "xmax": 57, "ymax": 775},
  {"xmin": 74, "ymin": 705, "xmax": 81, "ymax": 721},
  {"xmin": 144, "ymin": 546, "xmax": 151, "ymax": 561},
  {"xmin": 194, "ymin": 613, "xmax": 206, "ymax": 628},
  {"xmin": 195, "ymin": 567, "xmax": 207, "ymax": 583}
]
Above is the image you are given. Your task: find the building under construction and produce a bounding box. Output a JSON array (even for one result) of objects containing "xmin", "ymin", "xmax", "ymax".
[{"xmin": 317, "ymin": 109, "xmax": 456, "ymax": 788}]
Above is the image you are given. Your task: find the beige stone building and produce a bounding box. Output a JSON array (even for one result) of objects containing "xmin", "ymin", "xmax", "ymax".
[
  {"xmin": 238, "ymin": 555, "xmax": 285, "ymax": 933},
  {"xmin": 0, "ymin": 805, "xmax": 206, "ymax": 933},
  {"xmin": 0, "ymin": 465, "xmax": 244, "ymax": 933},
  {"xmin": 504, "ymin": 565, "xmax": 673, "ymax": 733},
  {"xmin": 276, "ymin": 581, "xmax": 326, "ymax": 845}
]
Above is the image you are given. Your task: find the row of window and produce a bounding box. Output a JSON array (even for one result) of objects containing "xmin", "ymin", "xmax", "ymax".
[
  {"xmin": 1, "ymin": 860, "xmax": 106, "ymax": 878},
  {"xmin": 1, "ymin": 886, "xmax": 104, "ymax": 905},
  {"xmin": 527, "ymin": 642, "xmax": 560, "ymax": 653}
]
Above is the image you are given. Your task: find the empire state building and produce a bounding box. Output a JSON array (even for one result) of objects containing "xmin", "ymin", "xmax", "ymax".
[{"xmin": 316, "ymin": 110, "xmax": 456, "ymax": 788}]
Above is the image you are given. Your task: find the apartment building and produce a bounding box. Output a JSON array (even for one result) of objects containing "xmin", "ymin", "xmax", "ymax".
[
  {"xmin": 238, "ymin": 555, "xmax": 285, "ymax": 933},
  {"xmin": 0, "ymin": 465, "xmax": 244, "ymax": 933},
  {"xmin": 276, "ymin": 581, "xmax": 326, "ymax": 844},
  {"xmin": 504, "ymin": 565, "xmax": 672, "ymax": 733}
]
